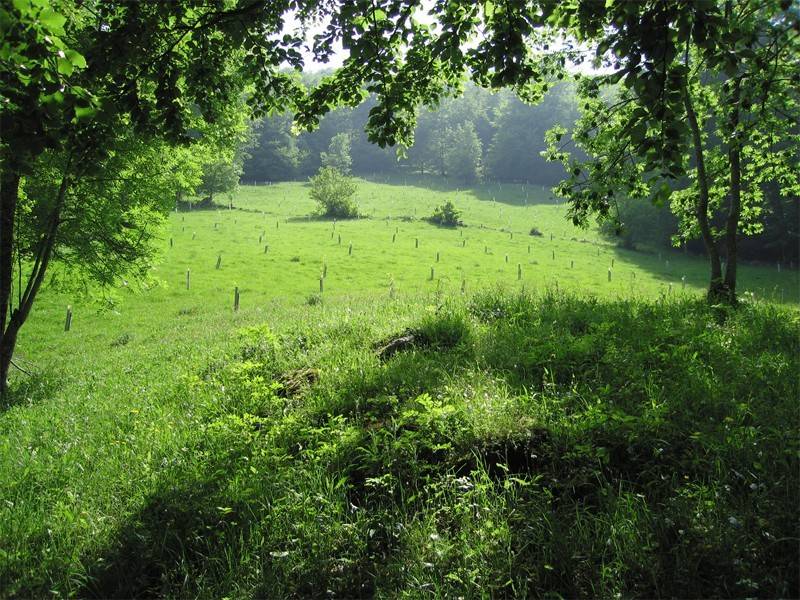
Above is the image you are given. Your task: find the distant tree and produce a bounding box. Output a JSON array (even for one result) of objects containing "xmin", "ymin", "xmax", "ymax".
[
  {"xmin": 486, "ymin": 86, "xmax": 579, "ymax": 184},
  {"xmin": 599, "ymin": 196, "xmax": 678, "ymax": 251},
  {"xmin": 429, "ymin": 200, "xmax": 463, "ymax": 227},
  {"xmin": 443, "ymin": 122, "xmax": 482, "ymax": 184},
  {"xmin": 199, "ymin": 159, "xmax": 241, "ymax": 205},
  {"xmin": 309, "ymin": 167, "xmax": 359, "ymax": 218},
  {"xmin": 298, "ymin": 106, "xmax": 353, "ymax": 176},
  {"xmin": 242, "ymin": 114, "xmax": 304, "ymax": 182},
  {"xmin": 320, "ymin": 132, "xmax": 352, "ymax": 174}
]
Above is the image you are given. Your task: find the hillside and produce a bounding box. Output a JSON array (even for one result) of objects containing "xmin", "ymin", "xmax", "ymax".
[
  {"xmin": 2, "ymin": 179, "xmax": 798, "ymax": 598},
  {"xmin": 2, "ymin": 289, "xmax": 798, "ymax": 597},
  {"xmin": 17, "ymin": 178, "xmax": 798, "ymax": 369}
]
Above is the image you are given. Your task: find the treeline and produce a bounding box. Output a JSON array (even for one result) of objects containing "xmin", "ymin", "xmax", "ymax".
[
  {"xmin": 242, "ymin": 79, "xmax": 578, "ymax": 186},
  {"xmin": 242, "ymin": 78, "xmax": 797, "ymax": 265}
]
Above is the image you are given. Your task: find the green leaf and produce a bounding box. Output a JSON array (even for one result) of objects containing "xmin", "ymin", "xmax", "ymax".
[
  {"xmin": 65, "ymin": 49, "xmax": 86, "ymax": 69},
  {"xmin": 74, "ymin": 105, "xmax": 96, "ymax": 120},
  {"xmin": 56, "ymin": 56, "xmax": 73, "ymax": 76},
  {"xmin": 39, "ymin": 8, "xmax": 67, "ymax": 32}
]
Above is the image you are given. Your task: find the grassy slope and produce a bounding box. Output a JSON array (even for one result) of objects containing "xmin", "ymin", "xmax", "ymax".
[
  {"xmin": 1, "ymin": 178, "xmax": 798, "ymax": 598},
  {"xmin": 17, "ymin": 177, "xmax": 799, "ymax": 370}
]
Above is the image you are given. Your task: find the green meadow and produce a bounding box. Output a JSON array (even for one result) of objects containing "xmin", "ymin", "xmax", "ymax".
[
  {"xmin": 2, "ymin": 178, "xmax": 798, "ymax": 598},
  {"xmin": 19, "ymin": 177, "xmax": 798, "ymax": 359}
]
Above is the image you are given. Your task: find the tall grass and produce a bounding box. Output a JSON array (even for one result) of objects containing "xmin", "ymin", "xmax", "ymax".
[{"xmin": 2, "ymin": 290, "xmax": 797, "ymax": 598}]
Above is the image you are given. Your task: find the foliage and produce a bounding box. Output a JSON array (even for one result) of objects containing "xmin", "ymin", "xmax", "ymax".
[
  {"xmin": 2, "ymin": 289, "xmax": 797, "ymax": 597},
  {"xmin": 309, "ymin": 167, "xmax": 359, "ymax": 219},
  {"xmin": 428, "ymin": 200, "xmax": 462, "ymax": 227},
  {"xmin": 320, "ymin": 132, "xmax": 352, "ymax": 175},
  {"xmin": 442, "ymin": 122, "xmax": 483, "ymax": 184},
  {"xmin": 542, "ymin": 1, "xmax": 800, "ymax": 302},
  {"xmin": 19, "ymin": 131, "xmax": 179, "ymax": 293},
  {"xmin": 599, "ymin": 196, "xmax": 679, "ymax": 251}
]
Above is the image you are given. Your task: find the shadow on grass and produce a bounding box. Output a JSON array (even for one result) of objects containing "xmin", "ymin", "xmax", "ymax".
[
  {"xmin": 0, "ymin": 369, "xmax": 63, "ymax": 413},
  {"xmin": 359, "ymin": 172, "xmax": 563, "ymax": 208},
  {"xmin": 80, "ymin": 472, "xmax": 248, "ymax": 598},
  {"xmin": 73, "ymin": 294, "xmax": 800, "ymax": 598}
]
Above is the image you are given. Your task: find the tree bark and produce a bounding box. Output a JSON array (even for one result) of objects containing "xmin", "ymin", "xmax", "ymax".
[
  {"xmin": 723, "ymin": 78, "xmax": 742, "ymax": 302},
  {"xmin": 0, "ymin": 169, "xmax": 19, "ymax": 393},
  {"xmin": 0, "ymin": 169, "xmax": 68, "ymax": 393},
  {"xmin": 683, "ymin": 86, "xmax": 725, "ymax": 302}
]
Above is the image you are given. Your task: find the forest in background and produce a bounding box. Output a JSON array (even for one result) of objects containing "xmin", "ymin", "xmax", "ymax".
[{"xmin": 241, "ymin": 76, "xmax": 798, "ymax": 265}]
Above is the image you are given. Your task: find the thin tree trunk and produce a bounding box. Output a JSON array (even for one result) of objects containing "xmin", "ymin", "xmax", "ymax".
[
  {"xmin": 0, "ymin": 169, "xmax": 19, "ymax": 393},
  {"xmin": 683, "ymin": 86, "xmax": 724, "ymax": 301},
  {"xmin": 0, "ymin": 169, "xmax": 68, "ymax": 393},
  {"xmin": 723, "ymin": 78, "xmax": 742, "ymax": 302}
]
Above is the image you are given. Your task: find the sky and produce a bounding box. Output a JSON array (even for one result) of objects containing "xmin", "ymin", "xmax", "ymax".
[{"xmin": 289, "ymin": 9, "xmax": 606, "ymax": 76}]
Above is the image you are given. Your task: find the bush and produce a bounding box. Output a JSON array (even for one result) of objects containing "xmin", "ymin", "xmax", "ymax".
[
  {"xmin": 429, "ymin": 200, "xmax": 463, "ymax": 227},
  {"xmin": 309, "ymin": 167, "xmax": 359, "ymax": 219},
  {"xmin": 529, "ymin": 226, "xmax": 543, "ymax": 237}
]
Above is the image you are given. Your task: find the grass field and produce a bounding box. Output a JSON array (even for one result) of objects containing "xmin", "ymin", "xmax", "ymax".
[
  {"xmin": 17, "ymin": 176, "xmax": 799, "ymax": 366},
  {"xmin": 1, "ymin": 177, "xmax": 798, "ymax": 598}
]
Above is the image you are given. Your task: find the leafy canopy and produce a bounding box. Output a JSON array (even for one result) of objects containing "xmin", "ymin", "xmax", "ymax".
[{"xmin": 309, "ymin": 167, "xmax": 359, "ymax": 219}]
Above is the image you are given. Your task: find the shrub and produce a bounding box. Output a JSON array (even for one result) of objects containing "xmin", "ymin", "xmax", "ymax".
[
  {"xmin": 529, "ymin": 226, "xmax": 543, "ymax": 237},
  {"xmin": 429, "ymin": 200, "xmax": 463, "ymax": 227},
  {"xmin": 309, "ymin": 167, "xmax": 359, "ymax": 218}
]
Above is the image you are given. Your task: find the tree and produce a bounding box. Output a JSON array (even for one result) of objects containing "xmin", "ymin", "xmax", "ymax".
[
  {"xmin": 544, "ymin": 1, "xmax": 799, "ymax": 303},
  {"xmin": 295, "ymin": 0, "xmax": 798, "ymax": 305},
  {"xmin": 486, "ymin": 85, "xmax": 578, "ymax": 184},
  {"xmin": 199, "ymin": 159, "xmax": 242, "ymax": 205},
  {"xmin": 320, "ymin": 132, "xmax": 353, "ymax": 174},
  {"xmin": 429, "ymin": 200, "xmax": 463, "ymax": 227},
  {"xmin": 242, "ymin": 114, "xmax": 305, "ymax": 183},
  {"xmin": 443, "ymin": 122, "xmax": 483, "ymax": 184},
  {"xmin": 0, "ymin": 0, "xmax": 310, "ymax": 392},
  {"xmin": 198, "ymin": 113, "xmax": 254, "ymax": 205},
  {"xmin": 309, "ymin": 167, "xmax": 359, "ymax": 218}
]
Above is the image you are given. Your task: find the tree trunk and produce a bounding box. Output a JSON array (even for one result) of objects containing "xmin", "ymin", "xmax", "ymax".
[
  {"xmin": 723, "ymin": 78, "xmax": 742, "ymax": 303},
  {"xmin": 683, "ymin": 86, "xmax": 725, "ymax": 302},
  {"xmin": 0, "ymin": 326, "xmax": 17, "ymax": 394},
  {"xmin": 0, "ymin": 168, "xmax": 67, "ymax": 394},
  {"xmin": 0, "ymin": 169, "xmax": 19, "ymax": 394}
]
